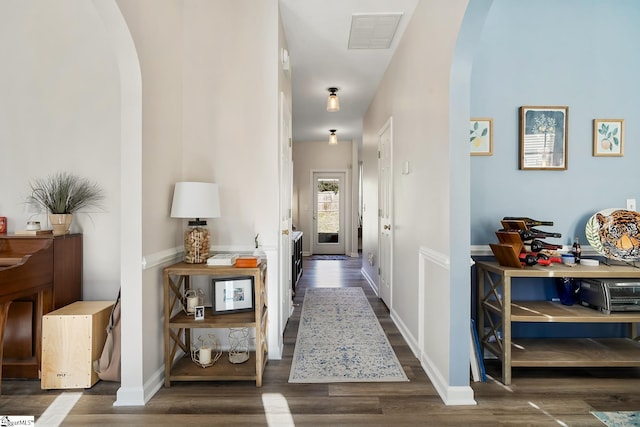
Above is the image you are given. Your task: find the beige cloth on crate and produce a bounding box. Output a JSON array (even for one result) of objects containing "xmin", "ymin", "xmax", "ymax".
[{"xmin": 93, "ymin": 290, "xmax": 121, "ymax": 382}]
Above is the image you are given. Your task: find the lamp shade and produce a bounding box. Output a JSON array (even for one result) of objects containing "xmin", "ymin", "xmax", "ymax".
[{"xmin": 170, "ymin": 182, "xmax": 220, "ymax": 219}]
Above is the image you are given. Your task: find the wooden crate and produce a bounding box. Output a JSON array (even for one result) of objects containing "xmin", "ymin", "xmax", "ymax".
[{"xmin": 41, "ymin": 301, "xmax": 114, "ymax": 389}]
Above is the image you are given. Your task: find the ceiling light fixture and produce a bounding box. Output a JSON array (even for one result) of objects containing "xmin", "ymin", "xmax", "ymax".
[
  {"xmin": 329, "ymin": 129, "xmax": 338, "ymax": 145},
  {"xmin": 326, "ymin": 87, "xmax": 340, "ymax": 112}
]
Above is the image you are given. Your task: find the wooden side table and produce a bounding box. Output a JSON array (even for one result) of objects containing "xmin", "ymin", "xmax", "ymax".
[
  {"xmin": 162, "ymin": 261, "xmax": 268, "ymax": 387},
  {"xmin": 476, "ymin": 260, "xmax": 640, "ymax": 385}
]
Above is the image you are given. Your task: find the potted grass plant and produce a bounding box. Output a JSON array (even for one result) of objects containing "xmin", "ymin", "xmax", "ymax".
[{"xmin": 28, "ymin": 172, "xmax": 104, "ymax": 235}]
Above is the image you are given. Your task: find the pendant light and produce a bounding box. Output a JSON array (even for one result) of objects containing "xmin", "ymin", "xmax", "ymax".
[
  {"xmin": 329, "ymin": 129, "xmax": 338, "ymax": 145},
  {"xmin": 326, "ymin": 87, "xmax": 340, "ymax": 112}
]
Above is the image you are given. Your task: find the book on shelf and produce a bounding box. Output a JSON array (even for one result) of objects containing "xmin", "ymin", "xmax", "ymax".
[
  {"xmin": 235, "ymin": 256, "xmax": 261, "ymax": 268},
  {"xmin": 14, "ymin": 229, "xmax": 53, "ymax": 236},
  {"xmin": 206, "ymin": 254, "xmax": 238, "ymax": 266}
]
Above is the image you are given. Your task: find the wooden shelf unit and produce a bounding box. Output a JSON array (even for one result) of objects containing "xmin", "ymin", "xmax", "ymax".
[
  {"xmin": 162, "ymin": 261, "xmax": 267, "ymax": 387},
  {"xmin": 476, "ymin": 260, "xmax": 640, "ymax": 385}
]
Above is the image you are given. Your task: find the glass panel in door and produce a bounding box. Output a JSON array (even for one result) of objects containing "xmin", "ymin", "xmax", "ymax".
[{"xmin": 312, "ymin": 172, "xmax": 345, "ymax": 254}]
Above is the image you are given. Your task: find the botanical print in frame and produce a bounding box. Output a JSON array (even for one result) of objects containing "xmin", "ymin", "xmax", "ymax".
[
  {"xmin": 519, "ymin": 106, "xmax": 568, "ymax": 170},
  {"xmin": 593, "ymin": 119, "xmax": 624, "ymax": 157},
  {"xmin": 470, "ymin": 118, "xmax": 493, "ymax": 156}
]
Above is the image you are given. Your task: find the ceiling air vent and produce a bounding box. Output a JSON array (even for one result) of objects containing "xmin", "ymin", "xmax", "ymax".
[{"xmin": 348, "ymin": 13, "xmax": 403, "ymax": 49}]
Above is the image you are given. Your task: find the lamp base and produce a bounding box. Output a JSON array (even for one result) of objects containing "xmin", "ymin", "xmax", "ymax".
[{"xmin": 184, "ymin": 225, "xmax": 210, "ymax": 263}]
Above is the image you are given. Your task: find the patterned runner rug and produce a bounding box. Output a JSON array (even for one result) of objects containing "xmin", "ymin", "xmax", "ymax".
[
  {"xmin": 591, "ymin": 411, "xmax": 640, "ymax": 427},
  {"xmin": 288, "ymin": 287, "xmax": 409, "ymax": 383},
  {"xmin": 306, "ymin": 255, "xmax": 351, "ymax": 260}
]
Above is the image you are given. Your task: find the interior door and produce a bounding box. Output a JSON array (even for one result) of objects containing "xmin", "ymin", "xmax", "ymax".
[
  {"xmin": 312, "ymin": 171, "xmax": 345, "ymax": 255},
  {"xmin": 279, "ymin": 92, "xmax": 293, "ymax": 324},
  {"xmin": 378, "ymin": 118, "xmax": 393, "ymax": 308}
]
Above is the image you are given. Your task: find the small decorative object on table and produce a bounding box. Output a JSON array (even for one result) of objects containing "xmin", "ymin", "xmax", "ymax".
[
  {"xmin": 191, "ymin": 334, "xmax": 222, "ymax": 368},
  {"xmin": 26, "ymin": 221, "xmax": 40, "ymax": 231},
  {"xmin": 228, "ymin": 327, "xmax": 250, "ymax": 364},
  {"xmin": 27, "ymin": 171, "xmax": 104, "ymax": 235},
  {"xmin": 235, "ymin": 256, "xmax": 260, "ymax": 268},
  {"xmin": 206, "ymin": 253, "xmax": 238, "ymax": 266},
  {"xmin": 586, "ymin": 208, "xmax": 640, "ymax": 263},
  {"xmin": 571, "ymin": 237, "xmax": 582, "ymax": 264},
  {"xmin": 183, "ymin": 288, "xmax": 205, "ymax": 315},
  {"xmin": 170, "ymin": 182, "xmax": 221, "ymax": 264},
  {"xmin": 491, "ymin": 216, "xmax": 563, "ymax": 268},
  {"xmin": 0, "ymin": 217, "xmax": 6, "ymax": 234}
]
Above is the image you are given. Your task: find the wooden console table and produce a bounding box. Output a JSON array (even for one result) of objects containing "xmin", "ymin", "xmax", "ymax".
[
  {"xmin": 163, "ymin": 261, "xmax": 268, "ymax": 387},
  {"xmin": 291, "ymin": 231, "xmax": 303, "ymax": 294},
  {"xmin": 476, "ymin": 260, "xmax": 640, "ymax": 385}
]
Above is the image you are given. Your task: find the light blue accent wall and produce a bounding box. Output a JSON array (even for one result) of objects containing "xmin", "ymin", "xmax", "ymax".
[{"xmin": 471, "ymin": 0, "xmax": 640, "ymax": 246}]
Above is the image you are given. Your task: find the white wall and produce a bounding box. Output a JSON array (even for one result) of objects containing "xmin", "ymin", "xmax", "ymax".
[
  {"xmin": 181, "ymin": 0, "xmax": 280, "ymax": 252},
  {"xmin": 2, "ymin": 0, "xmax": 286, "ymax": 406},
  {"xmin": 115, "ymin": 0, "xmax": 183, "ymax": 404},
  {"xmin": 292, "ymin": 140, "xmax": 355, "ymax": 255},
  {"xmin": 114, "ymin": 0, "xmax": 285, "ymax": 403},
  {"xmin": 362, "ymin": 0, "xmax": 483, "ymax": 405},
  {"xmin": 0, "ymin": 0, "xmax": 121, "ymax": 301}
]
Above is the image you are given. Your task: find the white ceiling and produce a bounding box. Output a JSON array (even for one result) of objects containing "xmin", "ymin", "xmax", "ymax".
[{"xmin": 279, "ymin": 0, "xmax": 419, "ymax": 143}]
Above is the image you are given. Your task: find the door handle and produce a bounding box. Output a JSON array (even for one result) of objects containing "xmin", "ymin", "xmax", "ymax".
[
  {"xmin": 384, "ymin": 224, "xmax": 391, "ymax": 230},
  {"xmin": 282, "ymin": 229, "xmax": 290, "ymax": 235}
]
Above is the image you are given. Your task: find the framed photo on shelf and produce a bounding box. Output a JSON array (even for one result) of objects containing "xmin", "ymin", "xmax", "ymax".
[
  {"xmin": 593, "ymin": 119, "xmax": 624, "ymax": 157},
  {"xmin": 519, "ymin": 106, "xmax": 568, "ymax": 170},
  {"xmin": 211, "ymin": 276, "xmax": 254, "ymax": 315},
  {"xmin": 470, "ymin": 118, "xmax": 493, "ymax": 156}
]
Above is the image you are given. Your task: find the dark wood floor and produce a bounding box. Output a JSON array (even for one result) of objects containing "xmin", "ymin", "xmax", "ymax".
[{"xmin": 2, "ymin": 256, "xmax": 640, "ymax": 426}]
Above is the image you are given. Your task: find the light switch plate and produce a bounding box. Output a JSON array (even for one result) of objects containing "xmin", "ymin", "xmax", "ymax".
[{"xmin": 627, "ymin": 198, "xmax": 636, "ymax": 211}]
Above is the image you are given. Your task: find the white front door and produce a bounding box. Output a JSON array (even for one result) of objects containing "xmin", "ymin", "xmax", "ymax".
[
  {"xmin": 312, "ymin": 171, "xmax": 345, "ymax": 255},
  {"xmin": 279, "ymin": 92, "xmax": 293, "ymax": 324},
  {"xmin": 378, "ymin": 118, "xmax": 393, "ymax": 308}
]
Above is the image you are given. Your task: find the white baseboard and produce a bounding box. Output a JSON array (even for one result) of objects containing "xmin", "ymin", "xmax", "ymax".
[
  {"xmin": 420, "ymin": 352, "xmax": 476, "ymax": 406},
  {"xmin": 361, "ymin": 267, "xmax": 378, "ymax": 295},
  {"xmin": 389, "ymin": 297, "xmax": 475, "ymax": 406},
  {"xmin": 114, "ymin": 365, "xmax": 164, "ymax": 406},
  {"xmin": 390, "ymin": 309, "xmax": 420, "ymax": 360}
]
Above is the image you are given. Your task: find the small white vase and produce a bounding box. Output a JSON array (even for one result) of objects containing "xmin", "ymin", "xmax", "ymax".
[{"xmin": 49, "ymin": 213, "xmax": 73, "ymax": 235}]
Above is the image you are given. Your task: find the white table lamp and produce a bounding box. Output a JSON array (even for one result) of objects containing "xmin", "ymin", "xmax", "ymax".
[{"xmin": 171, "ymin": 182, "xmax": 220, "ymax": 263}]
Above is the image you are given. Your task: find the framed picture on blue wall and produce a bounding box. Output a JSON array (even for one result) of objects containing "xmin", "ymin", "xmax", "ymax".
[
  {"xmin": 519, "ymin": 106, "xmax": 568, "ymax": 170},
  {"xmin": 470, "ymin": 118, "xmax": 493, "ymax": 156},
  {"xmin": 593, "ymin": 118, "xmax": 624, "ymax": 157}
]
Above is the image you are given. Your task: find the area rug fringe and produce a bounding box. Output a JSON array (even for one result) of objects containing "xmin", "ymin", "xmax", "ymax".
[{"xmin": 289, "ymin": 287, "xmax": 409, "ymax": 383}]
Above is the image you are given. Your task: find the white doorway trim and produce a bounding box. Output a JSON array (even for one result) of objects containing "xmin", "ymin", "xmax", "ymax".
[{"xmin": 377, "ymin": 117, "xmax": 393, "ymax": 308}]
